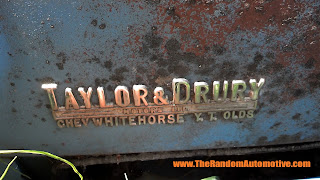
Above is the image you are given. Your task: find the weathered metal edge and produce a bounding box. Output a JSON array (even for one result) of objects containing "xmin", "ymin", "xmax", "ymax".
[{"xmin": 58, "ymin": 141, "xmax": 320, "ymax": 167}]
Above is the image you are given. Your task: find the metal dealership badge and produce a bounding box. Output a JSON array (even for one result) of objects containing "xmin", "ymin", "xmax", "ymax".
[{"xmin": 42, "ymin": 78, "xmax": 265, "ymax": 128}]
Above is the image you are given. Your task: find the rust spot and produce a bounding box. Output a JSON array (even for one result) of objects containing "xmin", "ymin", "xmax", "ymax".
[
  {"xmin": 256, "ymin": 136, "xmax": 268, "ymax": 145},
  {"xmin": 34, "ymin": 102, "xmax": 43, "ymax": 109},
  {"xmin": 91, "ymin": 19, "xmax": 98, "ymax": 26},
  {"xmin": 311, "ymin": 122, "xmax": 320, "ymax": 129},
  {"xmin": 145, "ymin": 0, "xmax": 160, "ymax": 5},
  {"xmin": 107, "ymin": 85, "xmax": 113, "ymax": 92},
  {"xmin": 304, "ymin": 58, "xmax": 315, "ymax": 69},
  {"xmin": 292, "ymin": 89, "xmax": 305, "ymax": 97},
  {"xmin": 57, "ymin": 52, "xmax": 68, "ymax": 64},
  {"xmin": 95, "ymin": 78, "xmax": 108, "ymax": 87},
  {"xmin": 110, "ymin": 67, "xmax": 129, "ymax": 82},
  {"xmin": 306, "ymin": 72, "xmax": 320, "ymax": 90},
  {"xmin": 55, "ymin": 52, "xmax": 69, "ymax": 70},
  {"xmin": 99, "ymin": 23, "xmax": 106, "ymax": 29},
  {"xmin": 256, "ymin": 133, "xmax": 307, "ymax": 146},
  {"xmin": 65, "ymin": 78, "xmax": 72, "ymax": 83},
  {"xmin": 84, "ymin": 55, "xmax": 100, "ymax": 64},
  {"xmin": 104, "ymin": 60, "xmax": 112, "ymax": 69},
  {"xmin": 45, "ymin": 104, "xmax": 51, "ymax": 109},
  {"xmin": 292, "ymin": 113, "xmax": 301, "ymax": 120},
  {"xmin": 271, "ymin": 133, "xmax": 302, "ymax": 145},
  {"xmin": 35, "ymin": 77, "xmax": 55, "ymax": 84},
  {"xmin": 165, "ymin": 38, "xmax": 181, "ymax": 53},
  {"xmin": 268, "ymin": 109, "xmax": 276, "ymax": 115},
  {"xmin": 211, "ymin": 44, "xmax": 226, "ymax": 56},
  {"xmin": 143, "ymin": 31, "xmax": 163, "ymax": 49},
  {"xmin": 270, "ymin": 122, "xmax": 281, "ymax": 129}
]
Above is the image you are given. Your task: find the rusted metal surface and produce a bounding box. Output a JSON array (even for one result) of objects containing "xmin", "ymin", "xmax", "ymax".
[
  {"xmin": 60, "ymin": 141, "xmax": 320, "ymax": 166},
  {"xmin": 0, "ymin": 0, "xmax": 319, "ymax": 157}
]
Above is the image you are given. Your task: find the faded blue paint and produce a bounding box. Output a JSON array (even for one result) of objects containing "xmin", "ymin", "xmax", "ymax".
[{"xmin": 0, "ymin": 0, "xmax": 319, "ymax": 157}]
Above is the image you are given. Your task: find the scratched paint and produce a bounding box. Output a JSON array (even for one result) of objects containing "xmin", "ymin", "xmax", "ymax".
[{"xmin": 0, "ymin": 0, "xmax": 319, "ymax": 156}]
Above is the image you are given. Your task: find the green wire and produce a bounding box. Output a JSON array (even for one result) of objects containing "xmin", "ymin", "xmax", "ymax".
[
  {"xmin": 0, "ymin": 150, "xmax": 83, "ymax": 180},
  {"xmin": 0, "ymin": 156, "xmax": 17, "ymax": 180}
]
